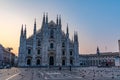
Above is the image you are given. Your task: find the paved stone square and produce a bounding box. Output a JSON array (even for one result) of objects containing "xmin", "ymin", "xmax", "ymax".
[{"xmin": 0, "ymin": 67, "xmax": 120, "ymax": 80}]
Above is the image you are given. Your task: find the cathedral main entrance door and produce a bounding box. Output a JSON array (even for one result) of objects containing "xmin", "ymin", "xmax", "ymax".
[{"xmin": 49, "ymin": 56, "xmax": 54, "ymax": 66}]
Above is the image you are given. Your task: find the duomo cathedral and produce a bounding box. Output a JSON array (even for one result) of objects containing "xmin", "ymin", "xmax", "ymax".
[{"xmin": 18, "ymin": 13, "xmax": 79, "ymax": 67}]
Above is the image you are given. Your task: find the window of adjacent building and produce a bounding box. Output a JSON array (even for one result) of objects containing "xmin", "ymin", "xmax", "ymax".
[
  {"xmin": 70, "ymin": 51, "xmax": 73, "ymax": 55},
  {"xmin": 38, "ymin": 40, "xmax": 41, "ymax": 46},
  {"xmin": 62, "ymin": 50, "xmax": 65, "ymax": 55},
  {"xmin": 62, "ymin": 42, "xmax": 65, "ymax": 47},
  {"xmin": 50, "ymin": 29, "xmax": 54, "ymax": 38},
  {"xmin": 28, "ymin": 49, "xmax": 31, "ymax": 54},
  {"xmin": 50, "ymin": 43, "xmax": 54, "ymax": 49},
  {"xmin": 37, "ymin": 50, "xmax": 40, "ymax": 54}
]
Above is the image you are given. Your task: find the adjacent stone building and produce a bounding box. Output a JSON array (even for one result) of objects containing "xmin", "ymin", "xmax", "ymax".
[
  {"xmin": 18, "ymin": 14, "xmax": 79, "ymax": 67},
  {"xmin": 0, "ymin": 44, "xmax": 16, "ymax": 66},
  {"xmin": 114, "ymin": 40, "xmax": 120, "ymax": 66},
  {"xmin": 79, "ymin": 47, "xmax": 119, "ymax": 67}
]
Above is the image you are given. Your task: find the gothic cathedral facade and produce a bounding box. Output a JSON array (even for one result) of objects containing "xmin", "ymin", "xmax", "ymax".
[{"xmin": 18, "ymin": 14, "xmax": 79, "ymax": 67}]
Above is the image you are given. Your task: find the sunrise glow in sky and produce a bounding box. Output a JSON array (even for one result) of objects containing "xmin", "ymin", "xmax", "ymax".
[{"xmin": 0, "ymin": 0, "xmax": 120, "ymax": 56}]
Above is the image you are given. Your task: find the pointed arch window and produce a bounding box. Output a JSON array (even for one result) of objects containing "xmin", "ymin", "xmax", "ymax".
[
  {"xmin": 27, "ymin": 59, "xmax": 31, "ymax": 66},
  {"xmin": 62, "ymin": 42, "xmax": 65, "ymax": 47},
  {"xmin": 37, "ymin": 49, "xmax": 40, "ymax": 54},
  {"xmin": 62, "ymin": 59, "xmax": 65, "ymax": 66},
  {"xmin": 37, "ymin": 40, "xmax": 41, "ymax": 46},
  {"xmin": 36, "ymin": 59, "xmax": 40, "ymax": 65},
  {"xmin": 62, "ymin": 50, "xmax": 65, "ymax": 55},
  {"xmin": 50, "ymin": 29, "xmax": 54, "ymax": 38},
  {"xmin": 70, "ymin": 51, "xmax": 73, "ymax": 56},
  {"xmin": 28, "ymin": 49, "xmax": 31, "ymax": 54},
  {"xmin": 50, "ymin": 43, "xmax": 54, "ymax": 49}
]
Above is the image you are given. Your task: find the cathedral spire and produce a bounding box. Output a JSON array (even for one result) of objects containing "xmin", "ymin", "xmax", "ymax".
[
  {"xmin": 59, "ymin": 15, "xmax": 61, "ymax": 26},
  {"xmin": 74, "ymin": 31, "xmax": 76, "ymax": 39},
  {"xmin": 66, "ymin": 24, "xmax": 69, "ymax": 39},
  {"xmin": 56, "ymin": 15, "xmax": 58, "ymax": 25},
  {"xmin": 34, "ymin": 18, "xmax": 36, "ymax": 24},
  {"xmin": 34, "ymin": 18, "xmax": 36, "ymax": 35},
  {"xmin": 76, "ymin": 32, "xmax": 78, "ymax": 41},
  {"xmin": 21, "ymin": 24, "xmax": 23, "ymax": 37},
  {"xmin": 33, "ymin": 19, "xmax": 37, "ymax": 56},
  {"xmin": 74, "ymin": 31, "xmax": 78, "ymax": 42},
  {"xmin": 46, "ymin": 13, "xmax": 48, "ymax": 24},
  {"xmin": 97, "ymin": 46, "xmax": 100, "ymax": 55},
  {"xmin": 42, "ymin": 13, "xmax": 46, "ymax": 25},
  {"xmin": 24, "ymin": 24, "xmax": 26, "ymax": 38},
  {"xmin": 67, "ymin": 24, "xmax": 69, "ymax": 34}
]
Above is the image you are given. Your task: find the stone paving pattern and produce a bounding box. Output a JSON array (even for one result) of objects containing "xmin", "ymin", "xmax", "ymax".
[{"xmin": 0, "ymin": 67, "xmax": 120, "ymax": 80}]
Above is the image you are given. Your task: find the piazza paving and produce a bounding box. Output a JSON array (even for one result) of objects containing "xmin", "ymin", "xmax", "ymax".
[{"xmin": 0, "ymin": 67, "xmax": 120, "ymax": 80}]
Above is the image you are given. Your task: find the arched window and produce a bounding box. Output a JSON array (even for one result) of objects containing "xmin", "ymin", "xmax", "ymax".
[
  {"xmin": 27, "ymin": 59, "xmax": 31, "ymax": 66},
  {"xmin": 62, "ymin": 42, "xmax": 65, "ymax": 47},
  {"xmin": 62, "ymin": 60, "xmax": 65, "ymax": 66},
  {"xmin": 28, "ymin": 49, "xmax": 31, "ymax": 54},
  {"xmin": 50, "ymin": 29, "xmax": 54, "ymax": 38},
  {"xmin": 62, "ymin": 50, "xmax": 65, "ymax": 55},
  {"xmin": 38, "ymin": 40, "xmax": 41, "ymax": 46},
  {"xmin": 50, "ymin": 43, "xmax": 54, "ymax": 49},
  {"xmin": 36, "ymin": 59, "xmax": 40, "ymax": 65},
  {"xmin": 70, "ymin": 51, "xmax": 73, "ymax": 55},
  {"xmin": 37, "ymin": 50, "xmax": 40, "ymax": 54}
]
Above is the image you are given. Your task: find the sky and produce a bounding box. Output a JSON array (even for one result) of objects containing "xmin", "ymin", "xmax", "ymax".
[{"xmin": 0, "ymin": 0, "xmax": 120, "ymax": 56}]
